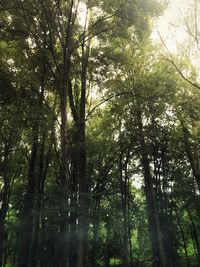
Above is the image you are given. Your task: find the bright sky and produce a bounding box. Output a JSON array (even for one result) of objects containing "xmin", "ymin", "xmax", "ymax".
[
  {"xmin": 152, "ymin": 0, "xmax": 194, "ymax": 52},
  {"xmin": 78, "ymin": 0, "xmax": 195, "ymax": 54}
]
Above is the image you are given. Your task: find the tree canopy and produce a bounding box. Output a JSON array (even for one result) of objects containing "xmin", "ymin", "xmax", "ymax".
[{"xmin": 0, "ymin": 1, "xmax": 200, "ymax": 267}]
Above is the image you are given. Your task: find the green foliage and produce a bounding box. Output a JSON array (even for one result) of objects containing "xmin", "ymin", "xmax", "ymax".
[{"xmin": 1, "ymin": 0, "xmax": 200, "ymax": 267}]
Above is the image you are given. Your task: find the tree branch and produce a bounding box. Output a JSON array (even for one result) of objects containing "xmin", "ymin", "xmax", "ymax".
[{"xmin": 159, "ymin": 31, "xmax": 200, "ymax": 91}]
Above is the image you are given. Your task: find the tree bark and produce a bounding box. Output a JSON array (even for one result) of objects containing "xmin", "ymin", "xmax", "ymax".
[
  {"xmin": 30, "ymin": 132, "xmax": 52, "ymax": 267},
  {"xmin": 0, "ymin": 143, "xmax": 11, "ymax": 267},
  {"xmin": 90, "ymin": 198, "xmax": 101, "ymax": 267},
  {"xmin": 135, "ymin": 104, "xmax": 166, "ymax": 267},
  {"xmin": 187, "ymin": 207, "xmax": 200, "ymax": 266},
  {"xmin": 77, "ymin": 122, "xmax": 88, "ymax": 267},
  {"xmin": 17, "ymin": 125, "xmax": 39, "ymax": 267},
  {"xmin": 174, "ymin": 204, "xmax": 189, "ymax": 267},
  {"xmin": 119, "ymin": 149, "xmax": 129, "ymax": 267},
  {"xmin": 76, "ymin": 14, "xmax": 90, "ymax": 267}
]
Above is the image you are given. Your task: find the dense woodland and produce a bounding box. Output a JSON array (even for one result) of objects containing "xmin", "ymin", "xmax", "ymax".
[{"xmin": 1, "ymin": 0, "xmax": 200, "ymax": 267}]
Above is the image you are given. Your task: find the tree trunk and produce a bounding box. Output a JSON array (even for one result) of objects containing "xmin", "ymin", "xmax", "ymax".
[
  {"xmin": 136, "ymin": 105, "xmax": 166, "ymax": 267},
  {"xmin": 30, "ymin": 132, "xmax": 52, "ymax": 267},
  {"xmin": 127, "ymin": 172, "xmax": 133, "ymax": 266},
  {"xmin": 119, "ymin": 150, "xmax": 129, "ymax": 267},
  {"xmin": 0, "ymin": 190, "xmax": 8, "ymax": 267},
  {"xmin": 59, "ymin": 95, "xmax": 69, "ymax": 267},
  {"xmin": 0, "ymin": 137, "xmax": 12, "ymax": 267},
  {"xmin": 90, "ymin": 198, "xmax": 101, "ymax": 267},
  {"xmin": 187, "ymin": 207, "xmax": 200, "ymax": 266},
  {"xmin": 174, "ymin": 205, "xmax": 189, "ymax": 267},
  {"xmin": 69, "ymin": 142, "xmax": 78, "ymax": 267},
  {"xmin": 58, "ymin": 1, "xmax": 75, "ymax": 264},
  {"xmin": 77, "ymin": 122, "xmax": 88, "ymax": 267},
  {"xmin": 0, "ymin": 160, "xmax": 10, "ymax": 266},
  {"xmin": 17, "ymin": 126, "xmax": 39, "ymax": 267},
  {"xmin": 76, "ymin": 16, "xmax": 90, "ymax": 267}
]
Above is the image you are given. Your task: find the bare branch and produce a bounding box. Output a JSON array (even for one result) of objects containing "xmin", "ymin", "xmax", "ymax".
[
  {"xmin": 178, "ymin": 6, "xmax": 200, "ymax": 52},
  {"xmin": 158, "ymin": 32, "xmax": 200, "ymax": 91},
  {"xmin": 86, "ymin": 92, "xmax": 132, "ymax": 120}
]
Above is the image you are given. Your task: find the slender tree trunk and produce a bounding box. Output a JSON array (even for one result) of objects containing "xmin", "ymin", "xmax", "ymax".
[
  {"xmin": 30, "ymin": 132, "xmax": 52, "ymax": 267},
  {"xmin": 0, "ymin": 157, "xmax": 10, "ymax": 267},
  {"xmin": 17, "ymin": 125, "xmax": 39, "ymax": 267},
  {"xmin": 127, "ymin": 214, "xmax": 133, "ymax": 267},
  {"xmin": 119, "ymin": 151, "xmax": 129, "ymax": 267},
  {"xmin": 104, "ymin": 218, "xmax": 111, "ymax": 267},
  {"xmin": 69, "ymin": 143, "xmax": 78, "ymax": 267},
  {"xmin": 39, "ymin": 213, "xmax": 46, "ymax": 267},
  {"xmin": 58, "ymin": 1, "xmax": 75, "ymax": 264},
  {"xmin": 91, "ymin": 198, "xmax": 101, "ymax": 267},
  {"xmin": 135, "ymin": 104, "xmax": 166, "ymax": 267},
  {"xmin": 77, "ymin": 16, "xmax": 90, "ymax": 267},
  {"xmin": 174, "ymin": 205, "xmax": 189, "ymax": 267},
  {"xmin": 0, "ymin": 137, "xmax": 13, "ymax": 267},
  {"xmin": 77, "ymin": 122, "xmax": 88, "ymax": 267},
  {"xmin": 59, "ymin": 92, "xmax": 69, "ymax": 267},
  {"xmin": 127, "ymin": 173, "xmax": 133, "ymax": 266},
  {"xmin": 187, "ymin": 207, "xmax": 200, "ymax": 266},
  {"xmin": 161, "ymin": 146, "xmax": 179, "ymax": 267}
]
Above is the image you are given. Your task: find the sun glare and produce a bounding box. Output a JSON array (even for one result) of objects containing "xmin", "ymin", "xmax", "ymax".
[
  {"xmin": 151, "ymin": 0, "xmax": 193, "ymax": 53},
  {"xmin": 77, "ymin": 1, "xmax": 87, "ymax": 27}
]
